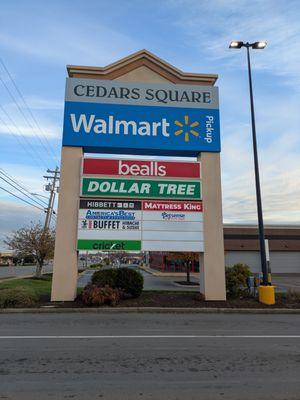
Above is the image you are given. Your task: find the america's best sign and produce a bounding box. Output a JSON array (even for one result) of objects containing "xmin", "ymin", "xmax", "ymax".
[{"xmin": 63, "ymin": 79, "xmax": 220, "ymax": 157}]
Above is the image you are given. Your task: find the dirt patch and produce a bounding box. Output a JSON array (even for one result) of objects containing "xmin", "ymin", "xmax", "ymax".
[
  {"xmin": 3, "ymin": 290, "xmax": 300, "ymax": 309},
  {"xmin": 41, "ymin": 291, "xmax": 300, "ymax": 309},
  {"xmin": 117, "ymin": 292, "xmax": 300, "ymax": 309}
]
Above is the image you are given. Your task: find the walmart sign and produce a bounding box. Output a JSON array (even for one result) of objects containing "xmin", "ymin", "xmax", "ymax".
[{"xmin": 62, "ymin": 78, "xmax": 220, "ymax": 156}]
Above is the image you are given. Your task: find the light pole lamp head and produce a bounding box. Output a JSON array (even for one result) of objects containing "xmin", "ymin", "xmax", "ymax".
[
  {"xmin": 229, "ymin": 41, "xmax": 244, "ymax": 49},
  {"xmin": 252, "ymin": 41, "xmax": 267, "ymax": 49}
]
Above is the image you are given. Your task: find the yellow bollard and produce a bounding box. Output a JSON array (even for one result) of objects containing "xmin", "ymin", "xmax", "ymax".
[{"xmin": 259, "ymin": 285, "xmax": 275, "ymax": 305}]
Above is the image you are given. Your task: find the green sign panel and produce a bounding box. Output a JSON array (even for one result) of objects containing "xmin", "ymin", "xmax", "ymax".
[
  {"xmin": 81, "ymin": 177, "xmax": 201, "ymax": 200},
  {"xmin": 77, "ymin": 239, "xmax": 141, "ymax": 251}
]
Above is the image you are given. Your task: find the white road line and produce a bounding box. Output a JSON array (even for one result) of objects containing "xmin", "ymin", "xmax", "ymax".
[{"xmin": 0, "ymin": 335, "xmax": 299, "ymax": 339}]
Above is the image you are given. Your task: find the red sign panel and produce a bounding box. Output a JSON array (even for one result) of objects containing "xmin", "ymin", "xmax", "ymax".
[
  {"xmin": 83, "ymin": 158, "xmax": 200, "ymax": 179},
  {"xmin": 142, "ymin": 200, "xmax": 203, "ymax": 212}
]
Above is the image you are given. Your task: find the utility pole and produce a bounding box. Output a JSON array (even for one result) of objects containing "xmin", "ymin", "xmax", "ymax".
[{"xmin": 43, "ymin": 166, "xmax": 60, "ymax": 230}]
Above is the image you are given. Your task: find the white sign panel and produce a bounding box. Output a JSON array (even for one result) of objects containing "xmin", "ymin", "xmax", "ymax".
[
  {"xmin": 141, "ymin": 201, "xmax": 203, "ymax": 251},
  {"xmin": 77, "ymin": 199, "xmax": 204, "ymax": 252}
]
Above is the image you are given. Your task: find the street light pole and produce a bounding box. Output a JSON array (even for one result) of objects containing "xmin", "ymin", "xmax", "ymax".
[
  {"xmin": 229, "ymin": 41, "xmax": 269, "ymax": 286},
  {"xmin": 245, "ymin": 44, "xmax": 268, "ymax": 286}
]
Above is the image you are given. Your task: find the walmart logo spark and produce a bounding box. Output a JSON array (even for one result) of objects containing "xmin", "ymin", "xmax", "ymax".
[{"xmin": 174, "ymin": 115, "xmax": 200, "ymax": 142}]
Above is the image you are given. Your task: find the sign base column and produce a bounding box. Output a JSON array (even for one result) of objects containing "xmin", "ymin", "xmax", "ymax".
[
  {"xmin": 51, "ymin": 146, "xmax": 83, "ymax": 301},
  {"xmin": 198, "ymin": 152, "xmax": 226, "ymax": 301}
]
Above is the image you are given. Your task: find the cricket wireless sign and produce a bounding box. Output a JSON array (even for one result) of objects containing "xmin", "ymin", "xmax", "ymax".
[
  {"xmin": 63, "ymin": 79, "xmax": 220, "ymax": 157},
  {"xmin": 77, "ymin": 158, "xmax": 204, "ymax": 252}
]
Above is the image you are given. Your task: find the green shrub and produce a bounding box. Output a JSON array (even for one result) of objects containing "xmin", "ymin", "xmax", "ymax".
[
  {"xmin": 91, "ymin": 267, "xmax": 144, "ymax": 298},
  {"xmin": 91, "ymin": 269, "xmax": 118, "ymax": 287},
  {"xmin": 225, "ymin": 263, "xmax": 251, "ymax": 297},
  {"xmin": 81, "ymin": 285, "xmax": 122, "ymax": 306},
  {"xmin": 0, "ymin": 287, "xmax": 38, "ymax": 308},
  {"xmin": 116, "ymin": 267, "xmax": 143, "ymax": 298},
  {"xmin": 89, "ymin": 263, "xmax": 104, "ymax": 269}
]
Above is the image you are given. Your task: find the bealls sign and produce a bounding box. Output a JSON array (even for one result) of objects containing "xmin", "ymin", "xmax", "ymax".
[
  {"xmin": 82, "ymin": 158, "xmax": 201, "ymax": 178},
  {"xmin": 63, "ymin": 78, "xmax": 220, "ymax": 157}
]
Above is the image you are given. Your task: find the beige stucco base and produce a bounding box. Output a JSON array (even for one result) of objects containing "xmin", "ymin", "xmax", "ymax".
[
  {"xmin": 51, "ymin": 146, "xmax": 82, "ymax": 301},
  {"xmin": 198, "ymin": 153, "xmax": 226, "ymax": 300}
]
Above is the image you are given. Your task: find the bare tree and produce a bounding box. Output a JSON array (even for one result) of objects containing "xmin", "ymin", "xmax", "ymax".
[
  {"xmin": 167, "ymin": 252, "xmax": 195, "ymax": 283},
  {"xmin": 4, "ymin": 223, "xmax": 55, "ymax": 277}
]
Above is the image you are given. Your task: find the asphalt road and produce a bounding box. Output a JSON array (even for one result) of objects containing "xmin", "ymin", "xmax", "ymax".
[
  {"xmin": 0, "ymin": 264, "xmax": 53, "ymax": 280},
  {"xmin": 0, "ymin": 313, "xmax": 300, "ymax": 400}
]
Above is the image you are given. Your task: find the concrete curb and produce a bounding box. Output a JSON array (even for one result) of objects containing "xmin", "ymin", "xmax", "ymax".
[
  {"xmin": 0, "ymin": 274, "xmax": 39, "ymax": 283},
  {"xmin": 1, "ymin": 307, "xmax": 300, "ymax": 314},
  {"xmin": 139, "ymin": 265, "xmax": 199, "ymax": 278}
]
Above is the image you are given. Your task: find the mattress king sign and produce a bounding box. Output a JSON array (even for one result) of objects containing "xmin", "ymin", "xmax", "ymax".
[{"xmin": 83, "ymin": 158, "xmax": 201, "ymax": 178}]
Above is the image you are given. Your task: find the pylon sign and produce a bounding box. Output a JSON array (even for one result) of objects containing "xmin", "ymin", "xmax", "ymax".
[
  {"xmin": 62, "ymin": 79, "xmax": 220, "ymax": 156},
  {"xmin": 77, "ymin": 158, "xmax": 204, "ymax": 252}
]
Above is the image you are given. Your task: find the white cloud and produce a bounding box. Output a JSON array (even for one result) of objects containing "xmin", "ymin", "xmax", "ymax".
[
  {"xmin": 0, "ymin": 15, "xmax": 140, "ymax": 67},
  {"xmin": 166, "ymin": 0, "xmax": 300, "ymax": 85},
  {"xmin": 0, "ymin": 120, "xmax": 60, "ymax": 139},
  {"xmin": 0, "ymin": 98, "xmax": 62, "ymax": 139},
  {"xmin": 23, "ymin": 96, "xmax": 63, "ymax": 111},
  {"xmin": 221, "ymin": 113, "xmax": 300, "ymax": 224}
]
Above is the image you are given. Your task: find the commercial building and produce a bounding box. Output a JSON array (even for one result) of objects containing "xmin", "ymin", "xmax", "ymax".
[
  {"xmin": 224, "ymin": 224, "xmax": 300, "ymax": 273},
  {"xmin": 149, "ymin": 225, "xmax": 300, "ymax": 274}
]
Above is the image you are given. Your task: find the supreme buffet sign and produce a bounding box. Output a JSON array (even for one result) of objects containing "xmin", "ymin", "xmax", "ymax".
[{"xmin": 77, "ymin": 158, "xmax": 204, "ymax": 252}]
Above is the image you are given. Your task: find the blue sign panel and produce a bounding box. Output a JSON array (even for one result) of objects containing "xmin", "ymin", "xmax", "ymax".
[
  {"xmin": 63, "ymin": 102, "xmax": 220, "ymax": 157},
  {"xmin": 62, "ymin": 78, "xmax": 221, "ymax": 157}
]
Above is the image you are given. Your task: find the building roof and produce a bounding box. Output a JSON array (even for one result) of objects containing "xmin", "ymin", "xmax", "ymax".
[
  {"xmin": 224, "ymin": 225, "xmax": 300, "ymax": 252},
  {"xmin": 67, "ymin": 49, "xmax": 218, "ymax": 85},
  {"xmin": 0, "ymin": 251, "xmax": 13, "ymax": 257}
]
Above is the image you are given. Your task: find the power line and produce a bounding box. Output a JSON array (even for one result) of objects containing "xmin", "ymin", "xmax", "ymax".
[
  {"xmin": 0, "ymin": 168, "xmax": 58, "ymax": 221},
  {"xmin": 0, "ymin": 58, "xmax": 58, "ymax": 162},
  {"xmin": 0, "ymin": 168, "xmax": 48, "ymax": 207},
  {"xmin": 0, "ymin": 75, "xmax": 57, "ymax": 166},
  {"xmin": 0, "ymin": 170, "xmax": 48, "ymax": 209},
  {"xmin": 0, "ymin": 185, "xmax": 45, "ymax": 212},
  {"xmin": 0, "ymin": 105, "xmax": 48, "ymax": 169}
]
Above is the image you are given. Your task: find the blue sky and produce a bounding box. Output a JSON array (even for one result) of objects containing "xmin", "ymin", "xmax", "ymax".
[{"xmin": 0, "ymin": 0, "xmax": 300, "ymax": 248}]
